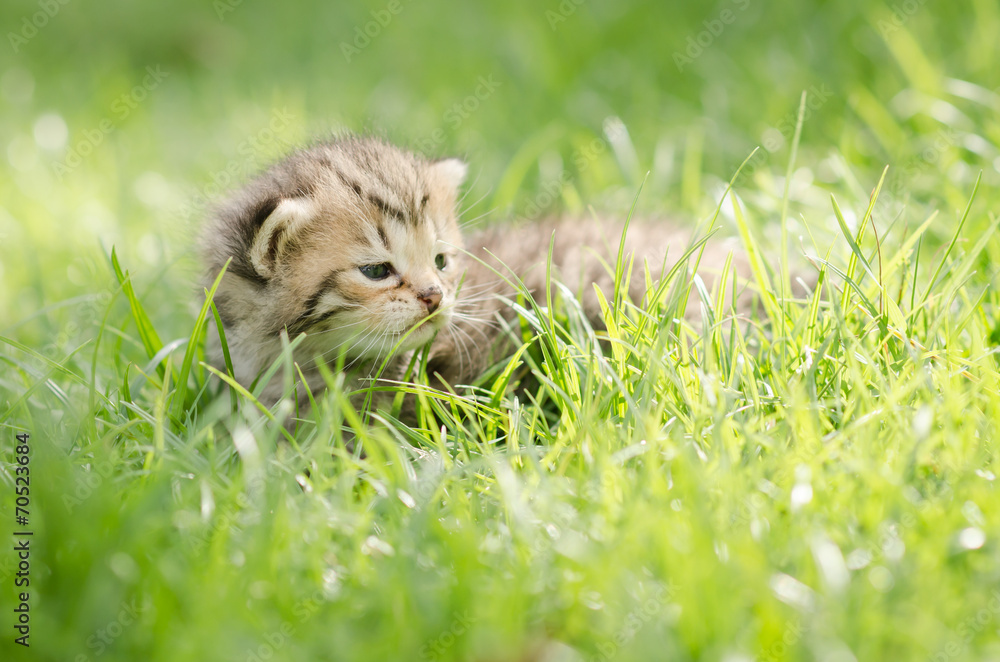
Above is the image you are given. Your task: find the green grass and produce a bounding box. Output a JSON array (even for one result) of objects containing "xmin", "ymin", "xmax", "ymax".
[{"xmin": 3, "ymin": 0, "xmax": 1000, "ymax": 660}]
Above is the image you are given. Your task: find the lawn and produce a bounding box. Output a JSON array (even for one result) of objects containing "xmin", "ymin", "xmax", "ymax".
[{"xmin": 2, "ymin": 0, "xmax": 1000, "ymax": 660}]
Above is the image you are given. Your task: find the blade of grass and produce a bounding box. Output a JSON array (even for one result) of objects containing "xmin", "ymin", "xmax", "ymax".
[
  {"xmin": 172, "ymin": 259, "xmax": 231, "ymax": 421},
  {"xmin": 202, "ymin": 364, "xmax": 300, "ymax": 446},
  {"xmin": 779, "ymin": 91, "xmax": 808, "ymax": 318},
  {"xmin": 921, "ymin": 171, "xmax": 982, "ymax": 304},
  {"xmin": 210, "ymin": 300, "xmax": 239, "ymax": 414},
  {"xmin": 110, "ymin": 247, "xmax": 169, "ymax": 381}
]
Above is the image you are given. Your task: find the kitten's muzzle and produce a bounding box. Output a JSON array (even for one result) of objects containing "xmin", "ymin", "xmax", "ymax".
[{"xmin": 417, "ymin": 286, "xmax": 443, "ymax": 314}]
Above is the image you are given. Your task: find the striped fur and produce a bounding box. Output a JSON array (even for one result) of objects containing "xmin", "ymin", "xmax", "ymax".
[{"xmin": 199, "ymin": 135, "xmax": 776, "ymax": 416}]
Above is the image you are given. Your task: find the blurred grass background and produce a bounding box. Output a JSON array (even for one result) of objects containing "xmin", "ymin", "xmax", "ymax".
[
  {"xmin": 2, "ymin": 0, "xmax": 997, "ymax": 326},
  {"xmin": 3, "ymin": 0, "xmax": 1000, "ymax": 661}
]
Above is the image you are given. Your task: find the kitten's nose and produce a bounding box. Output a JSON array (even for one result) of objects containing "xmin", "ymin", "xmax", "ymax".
[{"xmin": 417, "ymin": 286, "xmax": 442, "ymax": 314}]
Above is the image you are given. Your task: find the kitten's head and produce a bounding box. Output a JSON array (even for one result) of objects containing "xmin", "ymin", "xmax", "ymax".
[{"xmin": 202, "ymin": 136, "xmax": 468, "ymax": 365}]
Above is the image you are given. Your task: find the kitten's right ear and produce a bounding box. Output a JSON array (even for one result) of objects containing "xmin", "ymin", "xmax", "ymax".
[
  {"xmin": 247, "ymin": 197, "xmax": 315, "ymax": 279},
  {"xmin": 429, "ymin": 157, "xmax": 468, "ymax": 195}
]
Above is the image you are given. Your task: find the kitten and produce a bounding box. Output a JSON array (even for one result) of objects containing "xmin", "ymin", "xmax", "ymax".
[{"xmin": 199, "ymin": 135, "xmax": 756, "ymax": 415}]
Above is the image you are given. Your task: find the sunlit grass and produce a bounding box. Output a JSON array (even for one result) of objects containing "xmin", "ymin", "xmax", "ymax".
[
  {"xmin": 4, "ymin": 152, "xmax": 1000, "ymax": 659},
  {"xmin": 3, "ymin": 0, "xmax": 1000, "ymax": 660}
]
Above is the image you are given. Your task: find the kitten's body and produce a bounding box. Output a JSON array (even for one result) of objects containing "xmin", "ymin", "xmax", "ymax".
[{"xmin": 200, "ymin": 136, "xmax": 753, "ymax": 413}]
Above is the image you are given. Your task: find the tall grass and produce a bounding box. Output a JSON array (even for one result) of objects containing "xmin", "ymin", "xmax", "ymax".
[
  {"xmin": 3, "ymin": 153, "xmax": 999, "ymax": 659},
  {"xmin": 3, "ymin": 0, "xmax": 1000, "ymax": 659}
]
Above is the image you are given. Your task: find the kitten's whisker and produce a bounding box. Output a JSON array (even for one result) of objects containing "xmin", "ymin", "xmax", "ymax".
[
  {"xmin": 455, "ymin": 283, "xmax": 506, "ymax": 297},
  {"xmin": 452, "ymin": 331, "xmax": 469, "ymax": 378},
  {"xmin": 453, "ymin": 289, "xmax": 503, "ymax": 300},
  {"xmin": 302, "ymin": 319, "xmax": 366, "ymax": 337},
  {"xmin": 451, "ymin": 307, "xmax": 503, "ymax": 326},
  {"xmin": 344, "ymin": 337, "xmax": 382, "ymax": 371},
  {"xmin": 355, "ymin": 334, "xmax": 390, "ymax": 373},
  {"xmin": 459, "ymin": 205, "xmax": 499, "ymax": 230},
  {"xmin": 301, "ymin": 327, "xmax": 377, "ymax": 370},
  {"xmin": 311, "ymin": 324, "xmax": 386, "ymax": 367},
  {"xmin": 452, "ymin": 297, "xmax": 503, "ymax": 307},
  {"xmin": 452, "ymin": 317, "xmax": 499, "ymax": 332},
  {"xmin": 455, "ymin": 326, "xmax": 476, "ymax": 369},
  {"xmin": 446, "ymin": 324, "xmax": 475, "ymax": 378},
  {"xmin": 455, "ymin": 283, "xmax": 504, "ymax": 295},
  {"xmin": 345, "ymin": 328, "xmax": 383, "ymax": 360},
  {"xmin": 451, "ymin": 300, "xmax": 496, "ymax": 314},
  {"xmin": 450, "ymin": 309, "xmax": 498, "ymax": 324},
  {"xmin": 453, "ymin": 319, "xmax": 495, "ymax": 345},
  {"xmin": 456, "ymin": 172, "xmax": 491, "ymax": 212}
]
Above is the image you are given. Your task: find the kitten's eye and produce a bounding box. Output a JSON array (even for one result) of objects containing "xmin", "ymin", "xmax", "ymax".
[
  {"xmin": 435, "ymin": 253, "xmax": 447, "ymax": 270},
  {"xmin": 359, "ymin": 263, "xmax": 392, "ymax": 280}
]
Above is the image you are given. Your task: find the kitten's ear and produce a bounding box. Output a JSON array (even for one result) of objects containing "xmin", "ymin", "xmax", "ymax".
[
  {"xmin": 248, "ymin": 197, "xmax": 315, "ymax": 279},
  {"xmin": 429, "ymin": 157, "xmax": 468, "ymax": 194}
]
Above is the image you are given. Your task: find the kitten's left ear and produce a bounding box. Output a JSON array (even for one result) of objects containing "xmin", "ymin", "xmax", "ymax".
[
  {"xmin": 248, "ymin": 197, "xmax": 316, "ymax": 280},
  {"xmin": 429, "ymin": 157, "xmax": 468, "ymax": 194}
]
